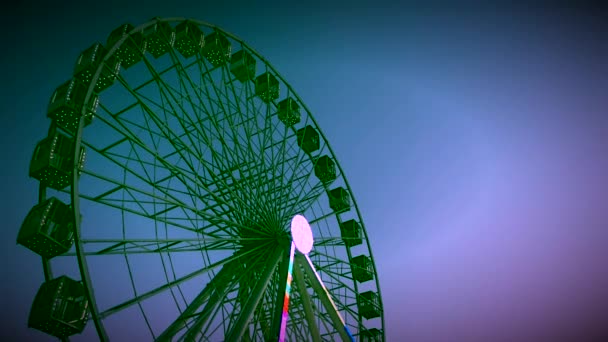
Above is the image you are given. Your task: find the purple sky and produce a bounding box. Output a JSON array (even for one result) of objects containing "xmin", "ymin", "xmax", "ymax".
[{"xmin": 1, "ymin": 1, "xmax": 606, "ymax": 341}]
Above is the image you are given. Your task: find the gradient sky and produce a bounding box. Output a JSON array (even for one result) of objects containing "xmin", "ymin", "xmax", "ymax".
[{"xmin": 1, "ymin": 1, "xmax": 607, "ymax": 341}]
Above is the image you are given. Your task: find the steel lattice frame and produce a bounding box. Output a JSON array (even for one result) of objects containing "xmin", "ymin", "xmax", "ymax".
[{"xmin": 27, "ymin": 17, "xmax": 385, "ymax": 341}]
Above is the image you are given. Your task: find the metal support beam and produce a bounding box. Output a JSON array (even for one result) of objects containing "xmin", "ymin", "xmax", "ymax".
[
  {"xmin": 292, "ymin": 258, "xmax": 322, "ymax": 342},
  {"xmin": 226, "ymin": 246, "xmax": 284, "ymax": 341},
  {"xmin": 156, "ymin": 261, "xmax": 235, "ymax": 341},
  {"xmin": 180, "ymin": 283, "xmax": 229, "ymax": 340},
  {"xmin": 181, "ymin": 258, "xmax": 250, "ymax": 341},
  {"xmin": 268, "ymin": 244, "xmax": 290, "ymax": 341},
  {"xmin": 298, "ymin": 254, "xmax": 354, "ymax": 342},
  {"xmin": 100, "ymin": 249, "xmax": 251, "ymax": 319}
]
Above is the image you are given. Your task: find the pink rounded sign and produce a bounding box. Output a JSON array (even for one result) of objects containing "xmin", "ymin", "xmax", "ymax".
[{"xmin": 290, "ymin": 214, "xmax": 313, "ymax": 254}]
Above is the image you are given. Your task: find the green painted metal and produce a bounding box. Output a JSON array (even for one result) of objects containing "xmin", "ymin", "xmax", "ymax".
[
  {"xmin": 17, "ymin": 197, "xmax": 74, "ymax": 259},
  {"xmin": 293, "ymin": 257, "xmax": 322, "ymax": 342},
  {"xmin": 46, "ymin": 78, "xmax": 98, "ymax": 134},
  {"xmin": 340, "ymin": 219, "xmax": 363, "ymax": 247},
  {"xmin": 174, "ymin": 20, "xmax": 205, "ymax": 58},
  {"xmin": 157, "ymin": 259, "xmax": 236, "ymax": 340},
  {"xmin": 277, "ymin": 97, "xmax": 301, "ymax": 127},
  {"xmin": 351, "ymin": 255, "xmax": 374, "ymax": 283},
  {"xmin": 298, "ymin": 254, "xmax": 353, "ymax": 342},
  {"xmin": 255, "ymin": 72, "xmax": 280, "ymax": 103},
  {"xmin": 314, "ymin": 155, "xmax": 337, "ymax": 184},
  {"xmin": 225, "ymin": 246, "xmax": 283, "ymax": 341},
  {"xmin": 29, "ymin": 132, "xmax": 85, "ymax": 191},
  {"xmin": 28, "ymin": 276, "xmax": 89, "ymax": 338},
  {"xmin": 203, "ymin": 31, "xmax": 231, "ymax": 67},
  {"xmin": 328, "ymin": 187, "xmax": 351, "ymax": 213},
  {"xmin": 296, "ymin": 125, "xmax": 320, "ymax": 154},
  {"xmin": 20, "ymin": 17, "xmax": 385, "ymax": 341},
  {"xmin": 107, "ymin": 23, "xmax": 146, "ymax": 69},
  {"xmin": 230, "ymin": 49, "xmax": 257, "ymax": 82},
  {"xmin": 358, "ymin": 291, "xmax": 382, "ymax": 320},
  {"xmin": 361, "ymin": 328, "xmax": 384, "ymax": 342}
]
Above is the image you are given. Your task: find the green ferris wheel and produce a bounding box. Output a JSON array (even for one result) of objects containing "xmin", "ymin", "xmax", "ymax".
[{"xmin": 17, "ymin": 17, "xmax": 385, "ymax": 341}]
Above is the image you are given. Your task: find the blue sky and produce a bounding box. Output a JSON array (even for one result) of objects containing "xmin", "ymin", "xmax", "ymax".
[{"xmin": 1, "ymin": 1, "xmax": 607, "ymax": 341}]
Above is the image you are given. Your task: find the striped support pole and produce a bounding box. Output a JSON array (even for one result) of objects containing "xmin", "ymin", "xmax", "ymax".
[{"xmin": 278, "ymin": 241, "xmax": 296, "ymax": 342}]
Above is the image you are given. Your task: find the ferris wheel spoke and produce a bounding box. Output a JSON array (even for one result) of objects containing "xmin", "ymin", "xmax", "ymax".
[
  {"xmin": 318, "ymin": 315, "xmax": 339, "ymax": 341},
  {"xmin": 221, "ymin": 67, "xmax": 277, "ymax": 219},
  {"xmin": 280, "ymin": 160, "xmax": 328, "ymax": 220},
  {"xmin": 92, "ymin": 106, "xmax": 199, "ymax": 189},
  {"xmin": 113, "ymin": 74, "xmax": 241, "ymax": 221},
  {"xmin": 224, "ymin": 245, "xmax": 283, "ymax": 341},
  {"xmin": 196, "ymin": 59, "xmax": 278, "ymax": 225},
  {"xmin": 313, "ymin": 237, "xmax": 347, "ymax": 247},
  {"xmin": 272, "ymin": 128, "xmax": 304, "ymax": 221},
  {"xmin": 195, "ymin": 65, "xmax": 280, "ymax": 228},
  {"xmin": 262, "ymin": 117, "xmax": 288, "ymax": 229},
  {"xmin": 182, "ymin": 246, "xmax": 269, "ymax": 341},
  {"xmin": 80, "ymin": 148, "xmax": 239, "ymax": 241},
  {"xmin": 277, "ymin": 157, "xmax": 319, "ymax": 219},
  {"xmin": 84, "ymin": 112, "xmax": 258, "ymax": 237},
  {"xmin": 152, "ymin": 94, "xmax": 248, "ymax": 227},
  {"xmin": 250, "ymin": 107, "xmax": 285, "ymax": 227},
  {"xmin": 222, "ymin": 286, "xmax": 259, "ymax": 339},
  {"xmin": 60, "ymin": 237, "xmax": 243, "ymax": 256},
  {"xmin": 211, "ymin": 63, "xmax": 300, "ymax": 231},
  {"xmin": 253, "ymin": 284, "xmax": 275, "ymax": 340},
  {"xmin": 270, "ymin": 109, "xmax": 317, "ymax": 218},
  {"xmin": 123, "ymin": 119, "xmax": 160, "ymax": 184},
  {"xmin": 131, "ymin": 60, "xmax": 181, "ymax": 93},
  {"xmin": 184, "ymin": 248, "xmax": 270, "ymax": 341},
  {"xmin": 137, "ymin": 96, "xmax": 212, "ymax": 225},
  {"xmin": 280, "ymin": 185, "xmax": 328, "ymax": 223},
  {"xmin": 86, "ymin": 193, "xmax": 226, "ymax": 240},
  {"xmin": 263, "ymin": 250, "xmax": 289, "ymax": 340},
  {"xmin": 308, "ymin": 252, "xmax": 353, "ymax": 282},
  {"xmin": 218, "ymin": 65, "xmax": 264, "ymax": 164},
  {"xmin": 234, "ymin": 80, "xmax": 280, "ymax": 224},
  {"xmin": 256, "ymin": 103, "xmax": 280, "ymax": 212},
  {"xmin": 280, "ymin": 129, "xmax": 337, "ymax": 213},
  {"xmin": 79, "ymin": 166, "xmax": 231, "ymax": 237},
  {"xmin": 151, "ymin": 78, "xmax": 218, "ymax": 173},
  {"xmin": 134, "ymin": 58, "xmax": 264, "ymax": 225},
  {"xmin": 273, "ymin": 127, "xmax": 302, "ymax": 226},
  {"xmin": 292, "ymin": 194, "xmax": 344, "ymax": 269},
  {"xmin": 79, "ymin": 197, "xmax": 196, "ymax": 236},
  {"xmin": 256, "ymin": 99, "xmax": 281, "ymax": 224},
  {"xmin": 317, "ymin": 293, "xmax": 360, "ymax": 336},
  {"xmin": 157, "ymin": 48, "xmax": 247, "ymax": 190},
  {"xmin": 193, "ymin": 57, "xmax": 250, "ymax": 169},
  {"xmin": 156, "ymin": 252, "xmax": 245, "ymax": 341},
  {"xmin": 116, "ymin": 90, "xmax": 245, "ymax": 221},
  {"xmin": 98, "ymin": 244, "xmax": 263, "ymax": 320},
  {"xmin": 281, "ymin": 176, "xmax": 323, "ymax": 219},
  {"xmin": 264, "ymin": 94, "xmax": 310, "ymax": 228},
  {"xmin": 22, "ymin": 18, "xmax": 383, "ymax": 342}
]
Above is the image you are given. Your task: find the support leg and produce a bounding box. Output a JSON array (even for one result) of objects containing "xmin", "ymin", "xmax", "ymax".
[
  {"xmin": 298, "ymin": 254, "xmax": 354, "ymax": 342},
  {"xmin": 226, "ymin": 246, "xmax": 284, "ymax": 341},
  {"xmin": 292, "ymin": 257, "xmax": 322, "ymax": 342}
]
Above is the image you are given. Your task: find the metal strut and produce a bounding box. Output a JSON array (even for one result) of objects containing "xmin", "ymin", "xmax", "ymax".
[{"xmin": 297, "ymin": 253, "xmax": 354, "ymax": 342}]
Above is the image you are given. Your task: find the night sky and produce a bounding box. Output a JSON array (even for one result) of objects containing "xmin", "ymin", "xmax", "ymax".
[{"xmin": 2, "ymin": 1, "xmax": 607, "ymax": 341}]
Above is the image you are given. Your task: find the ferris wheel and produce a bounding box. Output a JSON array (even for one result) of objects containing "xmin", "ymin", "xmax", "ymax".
[{"xmin": 17, "ymin": 17, "xmax": 385, "ymax": 341}]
